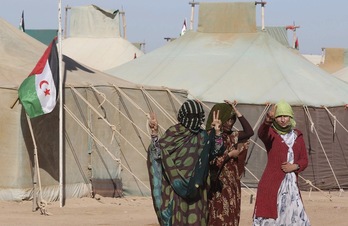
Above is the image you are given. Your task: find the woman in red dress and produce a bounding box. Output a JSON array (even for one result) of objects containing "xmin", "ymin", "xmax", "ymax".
[{"xmin": 206, "ymin": 100, "xmax": 254, "ymax": 226}]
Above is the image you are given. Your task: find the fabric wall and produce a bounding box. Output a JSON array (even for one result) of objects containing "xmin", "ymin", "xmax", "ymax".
[{"xmin": 69, "ymin": 5, "xmax": 120, "ymax": 38}]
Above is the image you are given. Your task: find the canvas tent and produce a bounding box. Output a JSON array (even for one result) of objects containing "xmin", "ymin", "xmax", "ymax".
[
  {"xmin": 106, "ymin": 2, "xmax": 348, "ymax": 192},
  {"xmin": 0, "ymin": 17, "xmax": 188, "ymax": 201},
  {"xmin": 62, "ymin": 5, "xmax": 144, "ymax": 72},
  {"xmin": 319, "ymin": 48, "xmax": 348, "ymax": 74},
  {"xmin": 333, "ymin": 66, "xmax": 348, "ymax": 83}
]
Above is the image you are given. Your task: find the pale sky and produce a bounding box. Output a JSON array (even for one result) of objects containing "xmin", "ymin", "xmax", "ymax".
[{"xmin": 1, "ymin": 0, "xmax": 347, "ymax": 54}]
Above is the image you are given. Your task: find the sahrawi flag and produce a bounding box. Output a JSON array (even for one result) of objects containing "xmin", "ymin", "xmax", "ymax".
[{"xmin": 18, "ymin": 38, "xmax": 59, "ymax": 118}]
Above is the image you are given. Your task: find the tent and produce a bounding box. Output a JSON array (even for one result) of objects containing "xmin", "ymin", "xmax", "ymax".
[
  {"xmin": 319, "ymin": 48, "xmax": 348, "ymax": 74},
  {"xmin": 0, "ymin": 17, "xmax": 187, "ymax": 201},
  {"xmin": 333, "ymin": 66, "xmax": 348, "ymax": 83},
  {"xmin": 62, "ymin": 5, "xmax": 144, "ymax": 72},
  {"xmin": 106, "ymin": 2, "xmax": 348, "ymax": 192}
]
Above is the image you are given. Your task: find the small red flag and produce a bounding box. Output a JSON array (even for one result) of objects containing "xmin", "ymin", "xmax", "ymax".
[{"xmin": 295, "ymin": 37, "xmax": 299, "ymax": 50}]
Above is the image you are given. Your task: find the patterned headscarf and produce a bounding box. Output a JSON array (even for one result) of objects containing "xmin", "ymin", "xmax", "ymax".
[
  {"xmin": 206, "ymin": 103, "xmax": 236, "ymax": 131},
  {"xmin": 177, "ymin": 99, "xmax": 205, "ymax": 133}
]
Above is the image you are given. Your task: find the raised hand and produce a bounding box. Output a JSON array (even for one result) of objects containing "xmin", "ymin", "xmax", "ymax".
[
  {"xmin": 211, "ymin": 110, "xmax": 222, "ymax": 135},
  {"xmin": 148, "ymin": 112, "xmax": 158, "ymax": 136},
  {"xmin": 224, "ymin": 100, "xmax": 242, "ymax": 117},
  {"xmin": 265, "ymin": 104, "xmax": 276, "ymax": 125}
]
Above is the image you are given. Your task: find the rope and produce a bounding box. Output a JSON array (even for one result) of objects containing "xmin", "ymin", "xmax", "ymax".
[
  {"xmin": 65, "ymin": 106, "xmax": 121, "ymax": 162},
  {"xmin": 65, "ymin": 105, "xmax": 151, "ymax": 192},
  {"xmin": 90, "ymin": 85, "xmax": 151, "ymax": 139},
  {"xmin": 303, "ymin": 105, "xmax": 315, "ymax": 132},
  {"xmin": 244, "ymin": 167, "xmax": 260, "ymax": 182},
  {"xmin": 187, "ymin": 91, "xmax": 210, "ymax": 109},
  {"xmin": 112, "ymin": 85, "xmax": 167, "ymax": 133},
  {"xmin": 253, "ymin": 104, "xmax": 271, "ymax": 131},
  {"xmin": 164, "ymin": 88, "xmax": 185, "ymax": 107},
  {"xmin": 299, "ymin": 175, "xmax": 332, "ymax": 201},
  {"xmin": 69, "ymin": 86, "xmax": 147, "ymax": 160},
  {"xmin": 323, "ymin": 106, "xmax": 348, "ymax": 133},
  {"xmin": 241, "ymin": 181, "xmax": 257, "ymax": 195},
  {"xmin": 140, "ymin": 87, "xmax": 177, "ymax": 124},
  {"xmin": 303, "ymin": 105, "xmax": 343, "ymax": 191}
]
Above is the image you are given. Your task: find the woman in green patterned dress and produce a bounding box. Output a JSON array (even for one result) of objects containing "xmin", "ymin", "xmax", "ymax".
[{"xmin": 147, "ymin": 99, "xmax": 222, "ymax": 226}]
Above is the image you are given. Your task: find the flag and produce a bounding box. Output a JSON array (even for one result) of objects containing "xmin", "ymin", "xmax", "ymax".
[
  {"xmin": 18, "ymin": 38, "xmax": 59, "ymax": 118},
  {"xmin": 180, "ymin": 18, "xmax": 187, "ymax": 36},
  {"xmin": 19, "ymin": 10, "xmax": 25, "ymax": 32},
  {"xmin": 295, "ymin": 37, "xmax": 299, "ymax": 50}
]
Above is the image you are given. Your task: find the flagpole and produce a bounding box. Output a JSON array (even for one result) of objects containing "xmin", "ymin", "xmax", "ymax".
[{"xmin": 58, "ymin": 0, "xmax": 64, "ymax": 207}]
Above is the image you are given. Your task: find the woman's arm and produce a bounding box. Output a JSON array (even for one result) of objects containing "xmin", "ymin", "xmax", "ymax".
[{"xmin": 237, "ymin": 116, "xmax": 254, "ymax": 141}]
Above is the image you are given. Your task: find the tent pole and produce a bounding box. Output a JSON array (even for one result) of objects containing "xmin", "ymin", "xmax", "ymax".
[
  {"xmin": 58, "ymin": 0, "xmax": 65, "ymax": 208},
  {"xmin": 26, "ymin": 113, "xmax": 38, "ymax": 212},
  {"xmin": 26, "ymin": 114, "xmax": 49, "ymax": 215},
  {"xmin": 64, "ymin": 5, "xmax": 71, "ymax": 39},
  {"xmin": 120, "ymin": 9, "xmax": 127, "ymax": 39},
  {"xmin": 189, "ymin": 1, "xmax": 199, "ymax": 30},
  {"xmin": 255, "ymin": 1, "xmax": 267, "ymax": 30}
]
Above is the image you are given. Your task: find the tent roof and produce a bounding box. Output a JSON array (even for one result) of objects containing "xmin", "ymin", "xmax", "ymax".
[
  {"xmin": 319, "ymin": 48, "xmax": 348, "ymax": 73},
  {"xmin": 333, "ymin": 66, "xmax": 348, "ymax": 83},
  {"xmin": 106, "ymin": 2, "xmax": 348, "ymax": 107},
  {"xmin": 0, "ymin": 18, "xmax": 181, "ymax": 92},
  {"xmin": 62, "ymin": 37, "xmax": 143, "ymax": 72},
  {"xmin": 107, "ymin": 31, "xmax": 348, "ymax": 107},
  {"xmin": 61, "ymin": 5, "xmax": 144, "ymax": 72}
]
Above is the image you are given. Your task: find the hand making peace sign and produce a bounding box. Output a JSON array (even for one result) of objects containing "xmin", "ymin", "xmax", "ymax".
[{"xmin": 211, "ymin": 109, "xmax": 222, "ymax": 136}]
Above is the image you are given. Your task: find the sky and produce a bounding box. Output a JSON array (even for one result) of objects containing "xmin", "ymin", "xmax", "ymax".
[{"xmin": 1, "ymin": 0, "xmax": 347, "ymax": 55}]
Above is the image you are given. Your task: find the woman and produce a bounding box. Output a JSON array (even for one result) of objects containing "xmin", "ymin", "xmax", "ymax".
[
  {"xmin": 206, "ymin": 100, "xmax": 254, "ymax": 226},
  {"xmin": 253, "ymin": 100, "xmax": 311, "ymax": 226},
  {"xmin": 147, "ymin": 99, "xmax": 221, "ymax": 226}
]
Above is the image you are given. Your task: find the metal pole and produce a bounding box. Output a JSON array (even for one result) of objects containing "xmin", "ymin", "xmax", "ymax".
[
  {"xmin": 58, "ymin": 0, "xmax": 64, "ymax": 207},
  {"xmin": 64, "ymin": 5, "xmax": 71, "ymax": 39},
  {"xmin": 120, "ymin": 11, "xmax": 127, "ymax": 39},
  {"xmin": 255, "ymin": 1, "xmax": 267, "ymax": 30},
  {"xmin": 189, "ymin": 1, "xmax": 199, "ymax": 30},
  {"xmin": 261, "ymin": 3, "xmax": 265, "ymax": 30}
]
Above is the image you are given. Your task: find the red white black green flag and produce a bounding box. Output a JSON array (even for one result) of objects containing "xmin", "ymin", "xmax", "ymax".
[{"xmin": 18, "ymin": 38, "xmax": 59, "ymax": 118}]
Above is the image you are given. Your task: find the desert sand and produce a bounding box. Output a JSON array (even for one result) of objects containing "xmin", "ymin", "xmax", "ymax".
[{"xmin": 1, "ymin": 189, "xmax": 347, "ymax": 226}]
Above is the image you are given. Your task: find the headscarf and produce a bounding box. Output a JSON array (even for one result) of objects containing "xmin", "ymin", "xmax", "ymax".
[
  {"xmin": 206, "ymin": 103, "xmax": 236, "ymax": 131},
  {"xmin": 177, "ymin": 99, "xmax": 205, "ymax": 133},
  {"xmin": 272, "ymin": 100, "xmax": 296, "ymax": 135}
]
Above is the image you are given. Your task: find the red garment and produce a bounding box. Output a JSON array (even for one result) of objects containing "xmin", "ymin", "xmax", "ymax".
[
  {"xmin": 208, "ymin": 116, "xmax": 254, "ymax": 226},
  {"xmin": 254, "ymin": 122, "xmax": 308, "ymax": 219},
  {"xmin": 208, "ymin": 131, "xmax": 242, "ymax": 226}
]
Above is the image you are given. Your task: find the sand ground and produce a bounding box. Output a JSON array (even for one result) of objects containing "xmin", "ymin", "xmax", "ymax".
[{"xmin": 0, "ymin": 190, "xmax": 347, "ymax": 226}]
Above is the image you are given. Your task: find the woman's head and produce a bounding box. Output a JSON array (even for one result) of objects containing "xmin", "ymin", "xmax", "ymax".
[
  {"xmin": 272, "ymin": 100, "xmax": 296, "ymax": 134},
  {"xmin": 177, "ymin": 99, "xmax": 205, "ymax": 133},
  {"xmin": 206, "ymin": 103, "xmax": 236, "ymax": 132}
]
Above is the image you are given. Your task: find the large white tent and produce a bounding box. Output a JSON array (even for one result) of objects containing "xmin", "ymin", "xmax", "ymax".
[
  {"xmin": 106, "ymin": 2, "xmax": 348, "ymax": 191},
  {"xmin": 333, "ymin": 66, "xmax": 348, "ymax": 83},
  {"xmin": 62, "ymin": 5, "xmax": 144, "ymax": 72},
  {"xmin": 0, "ymin": 17, "xmax": 187, "ymax": 201}
]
